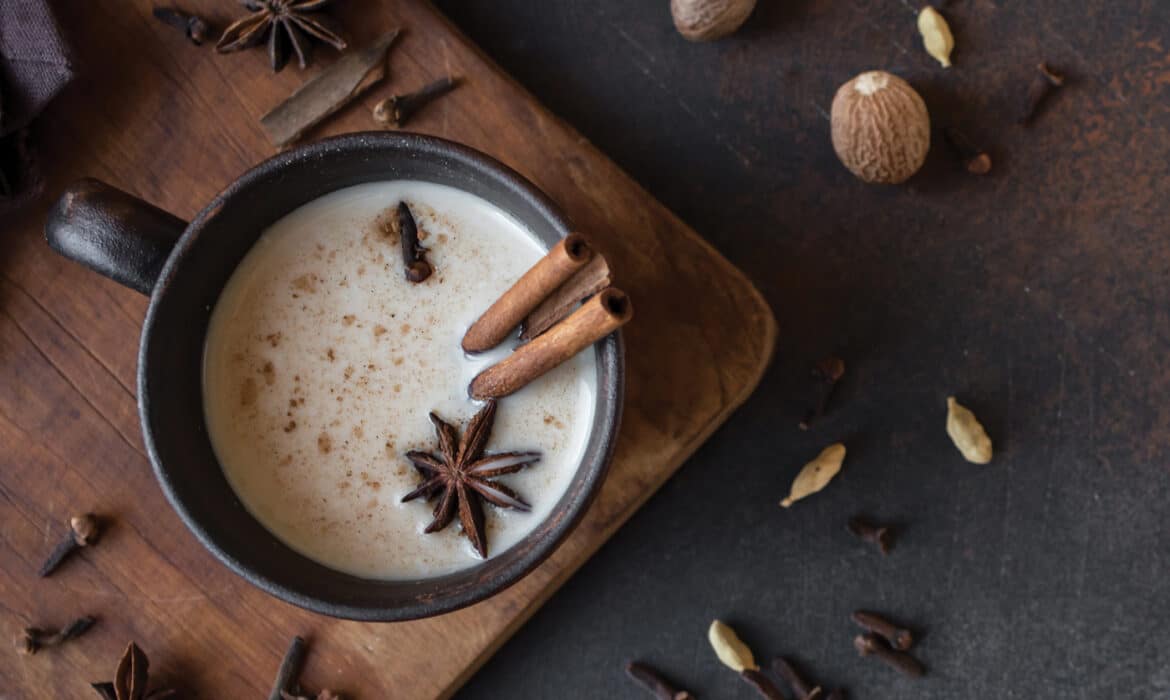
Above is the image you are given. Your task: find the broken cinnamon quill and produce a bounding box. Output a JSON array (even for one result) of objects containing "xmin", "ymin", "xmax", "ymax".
[
  {"xmin": 260, "ymin": 29, "xmax": 400, "ymax": 147},
  {"xmin": 520, "ymin": 254, "xmax": 612, "ymax": 340},
  {"xmin": 462, "ymin": 234, "xmax": 594, "ymax": 353},
  {"xmin": 470, "ymin": 288, "xmax": 632, "ymax": 399}
]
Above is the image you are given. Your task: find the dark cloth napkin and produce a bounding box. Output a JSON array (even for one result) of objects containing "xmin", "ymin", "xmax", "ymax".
[{"xmin": 0, "ymin": 0, "xmax": 75, "ymax": 216}]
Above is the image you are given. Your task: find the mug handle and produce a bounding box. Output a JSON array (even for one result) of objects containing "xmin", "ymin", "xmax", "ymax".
[{"xmin": 45, "ymin": 178, "xmax": 187, "ymax": 295}]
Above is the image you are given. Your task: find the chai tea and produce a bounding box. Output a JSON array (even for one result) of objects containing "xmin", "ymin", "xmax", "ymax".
[{"xmin": 202, "ymin": 181, "xmax": 596, "ymax": 580}]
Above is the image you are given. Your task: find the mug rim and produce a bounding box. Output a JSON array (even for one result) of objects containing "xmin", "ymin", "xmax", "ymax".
[{"xmin": 136, "ymin": 132, "xmax": 624, "ymax": 620}]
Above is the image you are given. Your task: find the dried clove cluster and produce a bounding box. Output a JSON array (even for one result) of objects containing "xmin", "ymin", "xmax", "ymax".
[{"xmin": 625, "ymin": 614, "xmax": 926, "ymax": 699}]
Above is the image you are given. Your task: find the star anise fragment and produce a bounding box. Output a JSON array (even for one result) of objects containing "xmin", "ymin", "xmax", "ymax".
[
  {"xmin": 90, "ymin": 642, "xmax": 176, "ymax": 700},
  {"xmin": 216, "ymin": 0, "xmax": 347, "ymax": 73},
  {"xmin": 402, "ymin": 399, "xmax": 540, "ymax": 558}
]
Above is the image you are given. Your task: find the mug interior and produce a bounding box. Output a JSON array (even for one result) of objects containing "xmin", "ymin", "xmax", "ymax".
[{"xmin": 138, "ymin": 133, "xmax": 622, "ymax": 621}]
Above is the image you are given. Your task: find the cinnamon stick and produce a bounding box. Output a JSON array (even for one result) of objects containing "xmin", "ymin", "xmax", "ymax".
[
  {"xmin": 520, "ymin": 254, "xmax": 612, "ymax": 340},
  {"xmin": 462, "ymin": 234, "xmax": 593, "ymax": 353},
  {"xmin": 470, "ymin": 288, "xmax": 632, "ymax": 399}
]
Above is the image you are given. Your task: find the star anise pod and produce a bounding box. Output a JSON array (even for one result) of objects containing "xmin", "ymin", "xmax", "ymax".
[
  {"xmin": 402, "ymin": 399, "xmax": 540, "ymax": 558},
  {"xmin": 215, "ymin": 0, "xmax": 347, "ymax": 73},
  {"xmin": 90, "ymin": 643, "xmax": 176, "ymax": 700}
]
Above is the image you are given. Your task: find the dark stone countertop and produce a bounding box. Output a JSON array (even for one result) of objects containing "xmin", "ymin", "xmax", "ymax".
[{"xmin": 434, "ymin": 2, "xmax": 1170, "ymax": 698}]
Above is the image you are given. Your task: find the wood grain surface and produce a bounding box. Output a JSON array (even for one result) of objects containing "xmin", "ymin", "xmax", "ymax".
[{"xmin": 0, "ymin": 2, "xmax": 774, "ymax": 698}]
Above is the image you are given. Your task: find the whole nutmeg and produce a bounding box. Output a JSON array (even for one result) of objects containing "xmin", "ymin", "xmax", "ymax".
[
  {"xmin": 671, "ymin": 0, "xmax": 756, "ymax": 42},
  {"xmin": 830, "ymin": 71, "xmax": 930, "ymax": 184}
]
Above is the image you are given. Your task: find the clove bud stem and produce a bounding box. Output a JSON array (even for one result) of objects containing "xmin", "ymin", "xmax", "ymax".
[
  {"xmin": 269, "ymin": 636, "xmax": 308, "ymax": 700},
  {"xmin": 373, "ymin": 77, "xmax": 461, "ymax": 128},
  {"xmin": 847, "ymin": 517, "xmax": 894, "ymax": 555},
  {"xmin": 152, "ymin": 6, "xmax": 211, "ymax": 45},
  {"xmin": 16, "ymin": 616, "xmax": 97, "ymax": 655},
  {"xmin": 853, "ymin": 633, "xmax": 924, "ymax": 677},
  {"xmin": 625, "ymin": 661, "xmax": 694, "ymax": 700},
  {"xmin": 38, "ymin": 513, "xmax": 102, "ymax": 577},
  {"xmin": 771, "ymin": 657, "xmax": 822, "ymax": 699},
  {"xmin": 1020, "ymin": 62, "xmax": 1065, "ymax": 125},
  {"xmin": 740, "ymin": 669, "xmax": 788, "ymax": 700},
  {"xmin": 942, "ymin": 127, "xmax": 992, "ymax": 175},
  {"xmin": 852, "ymin": 610, "xmax": 914, "ymax": 650}
]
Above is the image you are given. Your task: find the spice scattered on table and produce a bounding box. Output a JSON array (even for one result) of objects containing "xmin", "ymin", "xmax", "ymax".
[
  {"xmin": 851, "ymin": 610, "xmax": 914, "ymax": 651},
  {"xmin": 708, "ymin": 620, "xmax": 758, "ymax": 672},
  {"xmin": 152, "ymin": 6, "xmax": 212, "ymax": 45},
  {"xmin": 854, "ymin": 633, "xmax": 925, "ymax": 677},
  {"xmin": 946, "ymin": 396, "xmax": 993, "ymax": 463},
  {"xmin": 216, "ymin": 0, "xmax": 348, "ymax": 73},
  {"xmin": 917, "ymin": 6, "xmax": 954, "ymax": 68},
  {"xmin": 847, "ymin": 516, "xmax": 895, "ymax": 554},
  {"xmin": 259, "ymin": 29, "xmax": 400, "ymax": 148},
  {"xmin": 625, "ymin": 661, "xmax": 695, "ymax": 700},
  {"xmin": 16, "ymin": 615, "xmax": 96, "ymax": 655},
  {"xmin": 1020, "ymin": 62, "xmax": 1065, "ymax": 125},
  {"xmin": 772, "ymin": 656, "xmax": 824, "ymax": 700},
  {"xmin": 707, "ymin": 621, "xmax": 789, "ymax": 699},
  {"xmin": 942, "ymin": 126, "xmax": 992, "ymax": 175},
  {"xmin": 401, "ymin": 400, "xmax": 540, "ymax": 558},
  {"xmin": 373, "ymin": 77, "xmax": 461, "ymax": 128},
  {"xmin": 90, "ymin": 642, "xmax": 176, "ymax": 700},
  {"xmin": 267, "ymin": 637, "xmax": 341, "ymax": 699},
  {"xmin": 269, "ymin": 636, "xmax": 307, "ymax": 700},
  {"xmin": 830, "ymin": 71, "xmax": 930, "ymax": 184},
  {"xmin": 780, "ymin": 443, "xmax": 846, "ymax": 507},
  {"xmin": 799, "ymin": 357, "xmax": 845, "ymax": 430},
  {"xmin": 38, "ymin": 512, "xmax": 102, "ymax": 577},
  {"xmin": 670, "ymin": 0, "xmax": 757, "ymax": 42}
]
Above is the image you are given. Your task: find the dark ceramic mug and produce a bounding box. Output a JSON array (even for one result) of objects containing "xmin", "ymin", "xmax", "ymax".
[{"xmin": 45, "ymin": 132, "xmax": 623, "ymax": 621}]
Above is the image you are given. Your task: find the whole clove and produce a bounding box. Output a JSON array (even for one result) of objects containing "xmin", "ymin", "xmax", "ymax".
[
  {"xmin": 799, "ymin": 357, "xmax": 845, "ymax": 430},
  {"xmin": 625, "ymin": 661, "xmax": 694, "ymax": 700},
  {"xmin": 847, "ymin": 517, "xmax": 894, "ymax": 555},
  {"xmin": 1020, "ymin": 62, "xmax": 1065, "ymax": 125},
  {"xmin": 152, "ymin": 6, "xmax": 212, "ymax": 45},
  {"xmin": 854, "ymin": 633, "xmax": 924, "ymax": 677},
  {"xmin": 942, "ymin": 127, "xmax": 992, "ymax": 175},
  {"xmin": 38, "ymin": 513, "xmax": 102, "ymax": 577},
  {"xmin": 17, "ymin": 616, "xmax": 97, "ymax": 655},
  {"xmin": 269, "ymin": 636, "xmax": 308, "ymax": 700},
  {"xmin": 772, "ymin": 657, "xmax": 823, "ymax": 699},
  {"xmin": 373, "ymin": 77, "xmax": 461, "ymax": 128},
  {"xmin": 852, "ymin": 610, "xmax": 914, "ymax": 651},
  {"xmin": 394, "ymin": 202, "xmax": 433, "ymax": 283},
  {"xmin": 740, "ymin": 669, "xmax": 788, "ymax": 700}
]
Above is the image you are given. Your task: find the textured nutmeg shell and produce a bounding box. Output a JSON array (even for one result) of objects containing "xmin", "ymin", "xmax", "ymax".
[
  {"xmin": 830, "ymin": 71, "xmax": 931, "ymax": 184},
  {"xmin": 671, "ymin": 0, "xmax": 756, "ymax": 42}
]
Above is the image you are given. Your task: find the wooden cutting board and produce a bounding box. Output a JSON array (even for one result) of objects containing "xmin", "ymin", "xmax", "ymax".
[{"xmin": 0, "ymin": 1, "xmax": 775, "ymax": 697}]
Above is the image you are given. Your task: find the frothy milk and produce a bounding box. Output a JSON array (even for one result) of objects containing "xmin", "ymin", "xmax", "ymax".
[{"xmin": 202, "ymin": 181, "xmax": 596, "ymax": 580}]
